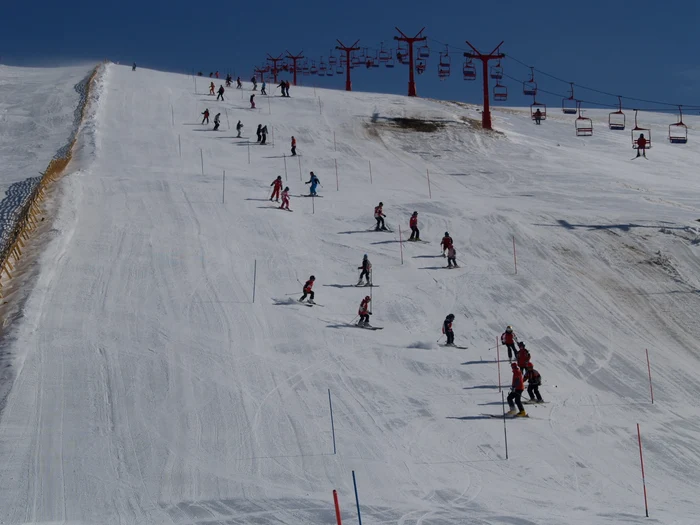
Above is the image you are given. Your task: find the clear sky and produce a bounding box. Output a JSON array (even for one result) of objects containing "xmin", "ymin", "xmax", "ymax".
[{"xmin": 2, "ymin": 0, "xmax": 699, "ymax": 111}]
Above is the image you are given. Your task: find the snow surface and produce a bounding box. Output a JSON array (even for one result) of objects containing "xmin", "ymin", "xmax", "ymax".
[{"xmin": 0, "ymin": 63, "xmax": 699, "ymax": 524}]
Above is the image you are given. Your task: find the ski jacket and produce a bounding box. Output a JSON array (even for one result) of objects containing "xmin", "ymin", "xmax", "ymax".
[
  {"xmin": 359, "ymin": 258, "xmax": 372, "ymax": 271},
  {"xmin": 281, "ymin": 189, "xmax": 289, "ymax": 201},
  {"xmin": 637, "ymin": 137, "xmax": 647, "ymax": 148},
  {"xmin": 291, "ymin": 137, "xmax": 297, "ymax": 147},
  {"xmin": 501, "ymin": 331, "xmax": 516, "ymax": 345},
  {"xmin": 202, "ymin": 110, "xmax": 210, "ymax": 117},
  {"xmin": 523, "ymin": 368, "xmax": 541, "ymax": 385},
  {"xmin": 442, "ymin": 319, "xmax": 453, "ymax": 334},
  {"xmin": 261, "ymin": 126, "xmax": 268, "ymax": 135},
  {"xmin": 218, "ymin": 86, "xmax": 225, "ymax": 94},
  {"xmin": 409, "ymin": 215, "xmax": 418, "ymax": 228},
  {"xmin": 441, "ymin": 236, "xmax": 453, "ymax": 250},
  {"xmin": 516, "ymin": 348, "xmax": 531, "ymax": 368},
  {"xmin": 306, "ymin": 175, "xmax": 319, "ymax": 185},
  {"xmin": 303, "ymin": 279, "xmax": 314, "ymax": 293},
  {"xmin": 214, "ymin": 114, "xmax": 221, "ymax": 123},
  {"xmin": 374, "ymin": 205, "xmax": 385, "ymax": 218},
  {"xmin": 236, "ymin": 122, "xmax": 243, "ymax": 130},
  {"xmin": 512, "ymin": 369, "xmax": 525, "ymax": 391},
  {"xmin": 447, "ymin": 246, "xmax": 456, "ymax": 258},
  {"xmin": 358, "ymin": 298, "xmax": 371, "ymax": 315},
  {"xmin": 250, "ymin": 95, "xmax": 255, "ymax": 102},
  {"xmin": 271, "ymin": 178, "xmax": 283, "ymax": 189}
]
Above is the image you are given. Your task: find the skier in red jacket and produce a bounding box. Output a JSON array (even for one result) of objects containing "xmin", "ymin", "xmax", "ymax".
[
  {"xmin": 357, "ymin": 296, "xmax": 371, "ymax": 326},
  {"xmin": 280, "ymin": 187, "xmax": 290, "ymax": 210},
  {"xmin": 270, "ymin": 176, "xmax": 283, "ymax": 202},
  {"xmin": 516, "ymin": 341, "xmax": 531, "ymax": 373},
  {"xmin": 409, "ymin": 211, "xmax": 420, "ymax": 241},
  {"xmin": 636, "ymin": 133, "xmax": 648, "ymax": 158},
  {"xmin": 523, "ymin": 362, "xmax": 543, "ymax": 403},
  {"xmin": 299, "ymin": 276, "xmax": 316, "ymax": 304},
  {"xmin": 440, "ymin": 232, "xmax": 453, "ymax": 257},
  {"xmin": 374, "ymin": 202, "xmax": 386, "ymax": 231},
  {"xmin": 501, "ymin": 325, "xmax": 518, "ymax": 360},
  {"xmin": 507, "ymin": 362, "xmax": 527, "ymax": 416}
]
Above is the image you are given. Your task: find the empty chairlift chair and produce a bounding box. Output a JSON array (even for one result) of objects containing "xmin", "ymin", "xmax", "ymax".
[
  {"xmin": 463, "ymin": 58, "xmax": 476, "ymax": 81},
  {"xmin": 490, "ymin": 60, "xmax": 504, "ymax": 80},
  {"xmin": 523, "ymin": 66, "xmax": 538, "ymax": 96},
  {"xmin": 669, "ymin": 105, "xmax": 688, "ymax": 144},
  {"xmin": 609, "ymin": 96, "xmax": 626, "ymax": 130},
  {"xmin": 562, "ymin": 83, "xmax": 577, "ymax": 114},
  {"xmin": 574, "ymin": 101, "xmax": 593, "ymax": 136},
  {"xmin": 438, "ymin": 47, "xmax": 451, "ymax": 80},
  {"xmin": 378, "ymin": 43, "xmax": 392, "ymax": 64},
  {"xmin": 631, "ymin": 109, "xmax": 652, "ymax": 150},
  {"xmin": 493, "ymin": 81, "xmax": 508, "ymax": 102},
  {"xmin": 418, "ymin": 45, "xmax": 430, "ymax": 60}
]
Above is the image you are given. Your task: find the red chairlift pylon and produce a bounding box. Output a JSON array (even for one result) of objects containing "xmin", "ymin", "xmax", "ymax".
[
  {"xmin": 609, "ymin": 96, "xmax": 626, "ymax": 130},
  {"xmin": 632, "ymin": 109, "xmax": 652, "ymax": 150},
  {"xmin": 562, "ymin": 82, "xmax": 577, "ymax": 114},
  {"xmin": 575, "ymin": 101, "xmax": 593, "ymax": 136},
  {"xmin": 394, "ymin": 27, "xmax": 428, "ymax": 97},
  {"xmin": 464, "ymin": 40, "xmax": 505, "ymax": 130},
  {"xmin": 266, "ymin": 54, "xmax": 284, "ymax": 83},
  {"xmin": 669, "ymin": 105, "xmax": 688, "ymax": 144},
  {"xmin": 336, "ymin": 39, "xmax": 361, "ymax": 91},
  {"xmin": 285, "ymin": 50, "xmax": 305, "ymax": 86}
]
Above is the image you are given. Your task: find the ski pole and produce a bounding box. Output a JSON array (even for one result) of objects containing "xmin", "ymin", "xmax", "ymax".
[{"xmin": 436, "ymin": 334, "xmax": 444, "ymax": 343}]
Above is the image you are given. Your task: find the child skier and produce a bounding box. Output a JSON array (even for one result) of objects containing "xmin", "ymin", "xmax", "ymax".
[
  {"xmin": 217, "ymin": 85, "xmax": 225, "ymax": 101},
  {"xmin": 236, "ymin": 77, "xmax": 242, "ymax": 88},
  {"xmin": 374, "ymin": 202, "xmax": 386, "ymax": 231},
  {"xmin": 501, "ymin": 326, "xmax": 518, "ymax": 360},
  {"xmin": 236, "ymin": 120, "xmax": 243, "ymax": 138},
  {"xmin": 291, "ymin": 136, "xmax": 297, "ymax": 156},
  {"xmin": 201, "ymin": 108, "xmax": 210, "ymax": 124},
  {"xmin": 270, "ymin": 175, "xmax": 283, "ymax": 202},
  {"xmin": 251, "ymin": 76, "xmax": 258, "ymax": 90},
  {"xmin": 446, "ymin": 245, "xmax": 458, "ymax": 268},
  {"xmin": 213, "ymin": 113, "xmax": 221, "ymax": 131},
  {"xmin": 357, "ymin": 254, "xmax": 372, "ymax": 286},
  {"xmin": 209, "ymin": 82, "xmax": 215, "ymax": 95},
  {"xmin": 261, "ymin": 81, "xmax": 267, "ymax": 95},
  {"xmin": 516, "ymin": 341, "xmax": 531, "ymax": 374},
  {"xmin": 440, "ymin": 232, "xmax": 453, "ymax": 257},
  {"xmin": 442, "ymin": 314, "xmax": 455, "ymax": 346},
  {"xmin": 280, "ymin": 187, "xmax": 290, "ymax": 210},
  {"xmin": 357, "ymin": 296, "xmax": 372, "ymax": 327},
  {"xmin": 305, "ymin": 172, "xmax": 320, "ymax": 196},
  {"xmin": 250, "ymin": 94, "xmax": 256, "ymax": 109},
  {"xmin": 507, "ymin": 362, "xmax": 527, "ymax": 416},
  {"xmin": 260, "ymin": 125, "xmax": 268, "ymax": 145},
  {"xmin": 299, "ymin": 275, "xmax": 316, "ymax": 303},
  {"xmin": 256, "ymin": 124, "xmax": 263, "ymax": 142},
  {"xmin": 409, "ymin": 211, "xmax": 420, "ymax": 241},
  {"xmin": 523, "ymin": 362, "xmax": 544, "ymax": 402},
  {"xmin": 225, "ymin": 74, "xmax": 232, "ymax": 87}
]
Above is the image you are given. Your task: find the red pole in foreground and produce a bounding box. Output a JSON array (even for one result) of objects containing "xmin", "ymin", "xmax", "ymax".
[
  {"xmin": 285, "ymin": 50, "xmax": 305, "ymax": 86},
  {"xmin": 464, "ymin": 41, "xmax": 505, "ymax": 130},
  {"xmin": 646, "ymin": 349, "xmax": 654, "ymax": 404},
  {"xmin": 497, "ymin": 337, "xmax": 502, "ymax": 392},
  {"xmin": 333, "ymin": 490, "xmax": 343, "ymax": 525},
  {"xmin": 637, "ymin": 424, "xmax": 650, "ymax": 517},
  {"xmin": 336, "ymin": 39, "xmax": 360, "ymax": 91},
  {"xmin": 394, "ymin": 27, "xmax": 427, "ymax": 97}
]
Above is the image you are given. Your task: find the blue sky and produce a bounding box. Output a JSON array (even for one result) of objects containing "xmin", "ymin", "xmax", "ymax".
[{"xmin": 2, "ymin": 0, "xmax": 699, "ymax": 110}]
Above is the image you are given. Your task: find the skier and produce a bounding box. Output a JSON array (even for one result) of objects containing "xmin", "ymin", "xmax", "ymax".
[
  {"xmin": 299, "ymin": 275, "xmax": 316, "ymax": 303},
  {"xmin": 270, "ymin": 175, "xmax": 283, "ymax": 201},
  {"xmin": 217, "ymin": 85, "xmax": 225, "ymax": 101},
  {"xmin": 357, "ymin": 254, "xmax": 372, "ymax": 286},
  {"xmin": 305, "ymin": 172, "xmax": 320, "ymax": 196},
  {"xmin": 209, "ymin": 82, "xmax": 215, "ymax": 95},
  {"xmin": 636, "ymin": 133, "xmax": 648, "ymax": 158},
  {"xmin": 260, "ymin": 125, "xmax": 268, "ymax": 145},
  {"xmin": 501, "ymin": 325, "xmax": 518, "ymax": 360},
  {"xmin": 374, "ymin": 202, "xmax": 386, "ymax": 231},
  {"xmin": 291, "ymin": 136, "xmax": 297, "ymax": 156},
  {"xmin": 278, "ymin": 80, "xmax": 287, "ymax": 97},
  {"xmin": 516, "ymin": 341, "xmax": 531, "ymax": 374},
  {"xmin": 225, "ymin": 74, "xmax": 232, "ymax": 87},
  {"xmin": 507, "ymin": 362, "xmax": 527, "ymax": 416},
  {"xmin": 280, "ymin": 187, "xmax": 291, "ymax": 210},
  {"xmin": 523, "ymin": 362, "xmax": 544, "ymax": 403},
  {"xmin": 446, "ymin": 245, "xmax": 458, "ymax": 268},
  {"xmin": 132, "ymin": 62, "xmax": 137, "ymax": 71},
  {"xmin": 251, "ymin": 76, "xmax": 258, "ymax": 90},
  {"xmin": 256, "ymin": 124, "xmax": 263, "ymax": 142},
  {"xmin": 209, "ymin": 72, "xmax": 214, "ymax": 78},
  {"xmin": 357, "ymin": 296, "xmax": 372, "ymax": 327},
  {"xmin": 201, "ymin": 108, "xmax": 210, "ymax": 124},
  {"xmin": 250, "ymin": 94, "xmax": 256, "ymax": 109},
  {"xmin": 215, "ymin": 71, "xmax": 220, "ymax": 78},
  {"xmin": 213, "ymin": 113, "xmax": 221, "ymax": 131},
  {"xmin": 440, "ymin": 232, "xmax": 453, "ymax": 257},
  {"xmin": 261, "ymin": 81, "xmax": 267, "ymax": 95},
  {"xmin": 409, "ymin": 211, "xmax": 420, "ymax": 241},
  {"xmin": 534, "ymin": 108, "xmax": 543, "ymax": 125},
  {"xmin": 236, "ymin": 120, "xmax": 243, "ymax": 138},
  {"xmin": 442, "ymin": 313, "xmax": 455, "ymax": 346},
  {"xmin": 285, "ymin": 80, "xmax": 291, "ymax": 97},
  {"xmin": 236, "ymin": 76, "xmax": 242, "ymax": 89}
]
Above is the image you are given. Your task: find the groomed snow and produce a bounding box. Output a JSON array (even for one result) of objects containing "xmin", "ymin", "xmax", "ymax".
[{"xmin": 0, "ymin": 63, "xmax": 699, "ymax": 524}]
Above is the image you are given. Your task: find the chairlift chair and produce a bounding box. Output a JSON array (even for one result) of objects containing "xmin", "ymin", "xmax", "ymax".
[
  {"xmin": 378, "ymin": 43, "xmax": 392, "ymax": 63},
  {"xmin": 463, "ymin": 60, "xmax": 476, "ymax": 81},
  {"xmin": 351, "ymin": 54, "xmax": 361, "ymax": 67},
  {"xmin": 531, "ymin": 99, "xmax": 547, "ymax": 121},
  {"xmin": 309, "ymin": 61, "xmax": 318, "ymax": 75},
  {"xmin": 336, "ymin": 65, "xmax": 344, "ymax": 75},
  {"xmin": 493, "ymin": 82, "xmax": 508, "ymax": 102},
  {"xmin": 319, "ymin": 59, "xmax": 328, "ymax": 74},
  {"xmin": 490, "ymin": 60, "xmax": 503, "ymax": 80},
  {"xmin": 669, "ymin": 106, "xmax": 688, "ymax": 144},
  {"xmin": 523, "ymin": 66, "xmax": 537, "ymax": 96},
  {"xmin": 418, "ymin": 45, "xmax": 430, "ymax": 59},
  {"xmin": 438, "ymin": 47, "xmax": 451, "ymax": 78},
  {"xmin": 562, "ymin": 83, "xmax": 577, "ymax": 114},
  {"xmin": 397, "ymin": 44, "xmax": 410, "ymax": 65},
  {"xmin": 631, "ymin": 109, "xmax": 652, "ymax": 149},
  {"xmin": 608, "ymin": 96, "xmax": 626, "ymax": 130},
  {"xmin": 328, "ymin": 52, "xmax": 338, "ymax": 67},
  {"xmin": 386, "ymin": 58, "xmax": 396, "ymax": 68},
  {"xmin": 575, "ymin": 101, "xmax": 593, "ymax": 136},
  {"xmin": 416, "ymin": 60, "xmax": 427, "ymax": 75}
]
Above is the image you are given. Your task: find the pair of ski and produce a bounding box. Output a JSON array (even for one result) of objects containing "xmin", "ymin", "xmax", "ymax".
[
  {"xmin": 352, "ymin": 324, "xmax": 383, "ymax": 330},
  {"xmin": 273, "ymin": 206, "xmax": 293, "ymax": 212},
  {"xmin": 297, "ymin": 301, "xmax": 324, "ymax": 308},
  {"xmin": 297, "ymin": 194, "xmax": 323, "ymax": 198},
  {"xmin": 406, "ymin": 239, "xmax": 429, "ymax": 244},
  {"xmin": 485, "ymin": 412, "xmax": 530, "ymax": 419},
  {"xmin": 440, "ymin": 343, "xmax": 468, "ymax": 349}
]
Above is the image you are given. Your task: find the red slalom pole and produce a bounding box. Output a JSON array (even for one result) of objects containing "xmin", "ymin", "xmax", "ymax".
[
  {"xmin": 497, "ymin": 336, "xmax": 502, "ymax": 392},
  {"xmin": 333, "ymin": 489, "xmax": 343, "ymax": 525},
  {"xmin": 637, "ymin": 424, "xmax": 649, "ymax": 517},
  {"xmin": 399, "ymin": 225, "xmax": 404, "ymax": 265},
  {"xmin": 512, "ymin": 236, "xmax": 517, "ymax": 274},
  {"xmin": 646, "ymin": 349, "xmax": 654, "ymax": 404}
]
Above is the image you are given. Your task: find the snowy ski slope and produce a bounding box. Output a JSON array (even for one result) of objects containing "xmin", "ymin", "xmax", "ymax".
[{"xmin": 0, "ymin": 63, "xmax": 699, "ymax": 524}]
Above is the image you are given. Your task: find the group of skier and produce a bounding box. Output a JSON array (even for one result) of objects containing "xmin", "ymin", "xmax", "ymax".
[{"xmin": 500, "ymin": 326, "xmax": 545, "ymax": 417}]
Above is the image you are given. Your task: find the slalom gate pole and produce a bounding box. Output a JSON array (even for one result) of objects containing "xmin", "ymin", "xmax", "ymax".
[
  {"xmin": 222, "ymin": 170, "xmax": 226, "ymax": 204},
  {"xmin": 332, "ymin": 490, "xmax": 342, "ymax": 525},
  {"xmin": 200, "ymin": 149, "xmax": 204, "ymax": 175},
  {"xmin": 248, "ymin": 142, "xmax": 251, "ymax": 164},
  {"xmin": 328, "ymin": 389, "xmax": 337, "ymax": 454},
  {"xmin": 497, "ymin": 337, "xmax": 502, "ymax": 392},
  {"xmin": 178, "ymin": 134, "xmax": 181, "ymax": 158},
  {"xmin": 352, "ymin": 471, "xmax": 363, "ymax": 525},
  {"xmin": 225, "ymin": 108, "xmax": 230, "ymax": 129},
  {"xmin": 312, "ymin": 194, "xmax": 315, "ymax": 214},
  {"xmin": 646, "ymin": 349, "xmax": 654, "ymax": 404},
  {"xmin": 502, "ymin": 390, "xmax": 509, "ymax": 459},
  {"xmin": 298, "ymin": 155, "xmax": 302, "ymax": 181},
  {"xmin": 512, "ymin": 236, "xmax": 517, "ymax": 275},
  {"xmin": 171, "ymin": 105, "xmax": 174, "ymax": 126},
  {"xmin": 335, "ymin": 159, "xmax": 339, "ymax": 191},
  {"xmin": 283, "ymin": 154, "xmax": 288, "ymax": 181},
  {"xmin": 334, "ymin": 131, "xmax": 337, "ymax": 151},
  {"xmin": 637, "ymin": 424, "xmax": 649, "ymax": 517},
  {"xmin": 399, "ymin": 226, "xmax": 404, "ymax": 264},
  {"xmin": 252, "ymin": 259, "xmax": 257, "ymax": 303},
  {"xmin": 427, "ymin": 168, "xmax": 432, "ymax": 199},
  {"xmin": 368, "ymin": 160, "xmax": 373, "ymax": 184}
]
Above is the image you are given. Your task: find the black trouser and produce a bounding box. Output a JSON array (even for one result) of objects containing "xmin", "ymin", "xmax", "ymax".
[
  {"xmin": 261, "ymin": 134, "xmax": 267, "ymax": 145},
  {"xmin": 359, "ymin": 269, "xmax": 370, "ymax": 282},
  {"xmin": 237, "ymin": 130, "xmax": 242, "ymax": 137},
  {"xmin": 375, "ymin": 217, "xmax": 385, "ymax": 230},
  {"xmin": 505, "ymin": 343, "xmax": 516, "ymax": 359},
  {"xmin": 257, "ymin": 132, "xmax": 262, "ymax": 142},
  {"xmin": 535, "ymin": 118, "xmax": 541, "ymax": 125},
  {"xmin": 508, "ymin": 389, "xmax": 525, "ymax": 412},
  {"xmin": 410, "ymin": 226, "xmax": 419, "ymax": 240},
  {"xmin": 528, "ymin": 384, "xmax": 542, "ymax": 401},
  {"xmin": 261, "ymin": 88, "xmax": 266, "ymax": 95},
  {"xmin": 300, "ymin": 290, "xmax": 314, "ymax": 301},
  {"xmin": 217, "ymin": 93, "xmax": 224, "ymax": 101},
  {"xmin": 445, "ymin": 330, "xmax": 454, "ymax": 345},
  {"xmin": 447, "ymin": 257, "xmax": 456, "ymax": 267},
  {"xmin": 291, "ymin": 146, "xmax": 296, "ymax": 156},
  {"xmin": 202, "ymin": 117, "xmax": 209, "ymax": 124},
  {"xmin": 359, "ymin": 314, "xmax": 369, "ymax": 324},
  {"xmin": 213, "ymin": 122, "xmax": 220, "ymax": 131}
]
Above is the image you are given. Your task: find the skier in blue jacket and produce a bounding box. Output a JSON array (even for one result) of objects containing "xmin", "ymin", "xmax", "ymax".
[{"xmin": 305, "ymin": 172, "xmax": 320, "ymax": 196}]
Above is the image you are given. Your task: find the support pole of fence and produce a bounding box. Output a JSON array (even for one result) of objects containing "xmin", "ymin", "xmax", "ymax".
[
  {"xmin": 248, "ymin": 142, "xmax": 251, "ymax": 164},
  {"xmin": 333, "ymin": 490, "xmax": 342, "ymax": 525},
  {"xmin": 427, "ymin": 168, "xmax": 432, "ymax": 199},
  {"xmin": 502, "ymin": 390, "xmax": 509, "ymax": 460},
  {"xmin": 335, "ymin": 159, "xmax": 339, "ymax": 191},
  {"xmin": 329, "ymin": 389, "xmax": 337, "ymax": 455},
  {"xmin": 252, "ymin": 259, "xmax": 257, "ymax": 303},
  {"xmin": 222, "ymin": 170, "xmax": 226, "ymax": 204},
  {"xmin": 637, "ymin": 423, "xmax": 649, "ymax": 517},
  {"xmin": 497, "ymin": 336, "xmax": 502, "ymax": 392},
  {"xmin": 646, "ymin": 349, "xmax": 654, "ymax": 404},
  {"xmin": 283, "ymin": 154, "xmax": 288, "ymax": 181},
  {"xmin": 352, "ymin": 471, "xmax": 363, "ymax": 525},
  {"xmin": 369, "ymin": 160, "xmax": 373, "ymax": 184}
]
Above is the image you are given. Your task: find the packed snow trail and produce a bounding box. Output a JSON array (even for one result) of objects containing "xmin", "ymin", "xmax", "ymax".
[{"xmin": 0, "ymin": 63, "xmax": 699, "ymax": 524}]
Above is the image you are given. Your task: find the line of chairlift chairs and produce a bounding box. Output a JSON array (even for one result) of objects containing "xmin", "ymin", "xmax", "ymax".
[{"xmin": 266, "ymin": 46, "xmax": 689, "ymax": 147}]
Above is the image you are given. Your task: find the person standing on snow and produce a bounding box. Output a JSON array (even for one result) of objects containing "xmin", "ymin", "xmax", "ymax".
[
  {"xmin": 132, "ymin": 62, "xmax": 137, "ymax": 71},
  {"xmin": 250, "ymin": 94, "xmax": 256, "ymax": 109},
  {"xmin": 501, "ymin": 325, "xmax": 518, "ymax": 360},
  {"xmin": 299, "ymin": 275, "xmax": 316, "ymax": 304},
  {"xmin": 446, "ymin": 245, "xmax": 458, "ymax": 268},
  {"xmin": 374, "ymin": 202, "xmax": 387, "ymax": 231},
  {"xmin": 507, "ymin": 362, "xmax": 527, "ymax": 417},
  {"xmin": 270, "ymin": 175, "xmax": 283, "ymax": 202},
  {"xmin": 236, "ymin": 76, "xmax": 242, "ymax": 88},
  {"xmin": 260, "ymin": 125, "xmax": 268, "ymax": 145},
  {"xmin": 357, "ymin": 254, "xmax": 372, "ymax": 286},
  {"xmin": 290, "ymin": 136, "xmax": 297, "ymax": 156},
  {"xmin": 442, "ymin": 314, "xmax": 456, "ymax": 346},
  {"xmin": 209, "ymin": 82, "xmax": 215, "ymax": 95},
  {"xmin": 278, "ymin": 80, "xmax": 287, "ymax": 96},
  {"xmin": 516, "ymin": 341, "xmax": 531, "ymax": 374},
  {"xmin": 523, "ymin": 362, "xmax": 543, "ymax": 403},
  {"xmin": 215, "ymin": 71, "xmax": 220, "ymax": 78},
  {"xmin": 201, "ymin": 108, "xmax": 210, "ymax": 124},
  {"xmin": 250, "ymin": 76, "xmax": 258, "ymax": 90},
  {"xmin": 440, "ymin": 232, "xmax": 453, "ymax": 257},
  {"xmin": 305, "ymin": 172, "xmax": 320, "ymax": 196},
  {"xmin": 285, "ymin": 80, "xmax": 291, "ymax": 97},
  {"xmin": 217, "ymin": 85, "xmax": 225, "ymax": 101},
  {"xmin": 256, "ymin": 124, "xmax": 263, "ymax": 143},
  {"xmin": 213, "ymin": 113, "xmax": 221, "ymax": 131},
  {"xmin": 280, "ymin": 187, "xmax": 291, "ymax": 210},
  {"xmin": 409, "ymin": 211, "xmax": 420, "ymax": 241},
  {"xmin": 226, "ymin": 74, "xmax": 232, "ymax": 87},
  {"xmin": 236, "ymin": 120, "xmax": 243, "ymax": 138},
  {"xmin": 358, "ymin": 296, "xmax": 372, "ymax": 327},
  {"xmin": 261, "ymin": 81, "xmax": 267, "ymax": 95}
]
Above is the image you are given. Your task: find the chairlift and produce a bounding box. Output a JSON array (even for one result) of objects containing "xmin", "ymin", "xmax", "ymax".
[
  {"xmin": 463, "ymin": 59, "xmax": 476, "ymax": 81},
  {"xmin": 562, "ymin": 82, "xmax": 577, "ymax": 114},
  {"xmin": 631, "ymin": 109, "xmax": 652, "ymax": 149},
  {"xmin": 575, "ymin": 101, "xmax": 593, "ymax": 136},
  {"xmin": 531, "ymin": 98, "xmax": 547, "ymax": 121},
  {"xmin": 523, "ymin": 66, "xmax": 537, "ymax": 96},
  {"xmin": 386, "ymin": 58, "xmax": 396, "ymax": 68},
  {"xmin": 669, "ymin": 105, "xmax": 688, "ymax": 144},
  {"xmin": 608, "ymin": 96, "xmax": 626, "ymax": 130},
  {"xmin": 372, "ymin": 52, "xmax": 380, "ymax": 68},
  {"xmin": 416, "ymin": 59, "xmax": 426, "ymax": 75},
  {"xmin": 309, "ymin": 61, "xmax": 318, "ymax": 75},
  {"xmin": 490, "ymin": 60, "xmax": 503, "ymax": 80},
  {"xmin": 319, "ymin": 59, "xmax": 328, "ymax": 74},
  {"xmin": 438, "ymin": 46, "xmax": 451, "ymax": 78},
  {"xmin": 378, "ymin": 42, "xmax": 392, "ymax": 63},
  {"xmin": 493, "ymin": 82, "xmax": 508, "ymax": 102},
  {"xmin": 328, "ymin": 51, "xmax": 338, "ymax": 67},
  {"xmin": 397, "ymin": 43, "xmax": 409, "ymax": 65},
  {"xmin": 418, "ymin": 45, "xmax": 430, "ymax": 59}
]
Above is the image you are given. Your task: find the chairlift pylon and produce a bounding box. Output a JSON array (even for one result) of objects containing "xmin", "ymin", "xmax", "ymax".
[
  {"xmin": 562, "ymin": 82, "xmax": 577, "ymax": 114},
  {"xmin": 609, "ymin": 96, "xmax": 626, "ymax": 130},
  {"xmin": 669, "ymin": 105, "xmax": 688, "ymax": 144}
]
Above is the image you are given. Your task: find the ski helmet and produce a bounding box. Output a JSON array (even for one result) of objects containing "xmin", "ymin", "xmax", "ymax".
[
  {"xmin": 518, "ymin": 341, "xmax": 525, "ymax": 348},
  {"xmin": 310, "ymin": 275, "xmax": 315, "ymax": 280},
  {"xmin": 444, "ymin": 232, "xmax": 449, "ymax": 236},
  {"xmin": 363, "ymin": 254, "xmax": 368, "ymax": 259},
  {"xmin": 379, "ymin": 201, "xmax": 383, "ymax": 206},
  {"xmin": 511, "ymin": 362, "xmax": 518, "ymax": 369},
  {"xmin": 526, "ymin": 362, "xmax": 534, "ymax": 369},
  {"xmin": 506, "ymin": 325, "xmax": 513, "ymax": 332},
  {"xmin": 412, "ymin": 211, "xmax": 418, "ymax": 215},
  {"xmin": 365, "ymin": 296, "xmax": 371, "ymax": 301},
  {"xmin": 447, "ymin": 313, "xmax": 455, "ymax": 319},
  {"xmin": 277, "ymin": 175, "xmax": 282, "ymax": 179},
  {"xmin": 284, "ymin": 187, "xmax": 289, "ymax": 191}
]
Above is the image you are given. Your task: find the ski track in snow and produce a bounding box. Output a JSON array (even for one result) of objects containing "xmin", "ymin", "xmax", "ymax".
[{"xmin": 0, "ymin": 63, "xmax": 697, "ymax": 524}]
